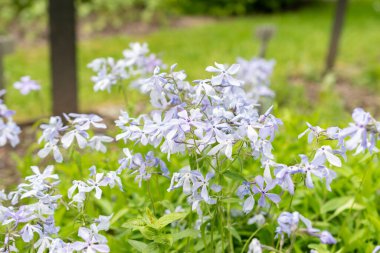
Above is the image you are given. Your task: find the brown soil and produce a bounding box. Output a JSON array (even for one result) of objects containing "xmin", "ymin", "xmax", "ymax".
[{"xmin": 289, "ymin": 75, "xmax": 380, "ymax": 117}]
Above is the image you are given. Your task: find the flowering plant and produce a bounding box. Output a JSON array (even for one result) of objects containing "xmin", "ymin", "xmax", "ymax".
[{"xmin": 0, "ymin": 43, "xmax": 379, "ymax": 252}]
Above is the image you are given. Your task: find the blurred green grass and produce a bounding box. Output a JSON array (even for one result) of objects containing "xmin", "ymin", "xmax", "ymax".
[{"xmin": 3, "ymin": 0, "xmax": 380, "ymax": 121}]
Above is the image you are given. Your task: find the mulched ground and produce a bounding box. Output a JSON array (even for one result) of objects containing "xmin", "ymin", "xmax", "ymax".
[{"xmin": 290, "ymin": 75, "xmax": 380, "ymax": 117}]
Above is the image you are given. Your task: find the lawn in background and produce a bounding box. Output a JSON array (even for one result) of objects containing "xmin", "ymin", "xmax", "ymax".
[{"xmin": 3, "ymin": 0, "xmax": 379, "ymax": 122}]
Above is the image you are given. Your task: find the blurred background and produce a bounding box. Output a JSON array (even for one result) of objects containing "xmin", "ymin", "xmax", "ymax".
[
  {"xmin": 0, "ymin": 0, "xmax": 379, "ymax": 121},
  {"xmin": 1, "ymin": 2, "xmax": 380, "ymax": 250}
]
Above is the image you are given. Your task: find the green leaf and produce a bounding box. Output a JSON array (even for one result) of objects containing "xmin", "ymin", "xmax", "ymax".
[
  {"xmin": 110, "ymin": 207, "xmax": 129, "ymax": 225},
  {"xmin": 328, "ymin": 198, "xmax": 365, "ymax": 220},
  {"xmin": 144, "ymin": 243, "xmax": 160, "ymax": 253},
  {"xmin": 95, "ymin": 198, "xmax": 113, "ymax": 214},
  {"xmin": 157, "ymin": 212, "xmax": 187, "ymax": 229},
  {"xmin": 189, "ymin": 154, "xmax": 198, "ymax": 170},
  {"xmin": 172, "ymin": 229, "xmax": 199, "ymax": 241},
  {"xmin": 122, "ymin": 218, "xmax": 146, "ymax": 229},
  {"xmin": 321, "ymin": 196, "xmax": 353, "ymax": 214},
  {"xmin": 140, "ymin": 226, "xmax": 159, "ymax": 240},
  {"xmin": 128, "ymin": 239, "xmax": 148, "ymax": 252},
  {"xmin": 151, "ymin": 233, "xmax": 173, "ymax": 246},
  {"xmin": 223, "ymin": 170, "xmax": 246, "ymax": 182},
  {"xmin": 226, "ymin": 226, "xmax": 241, "ymax": 242},
  {"xmin": 144, "ymin": 208, "xmax": 158, "ymax": 227},
  {"xmin": 308, "ymin": 243, "xmax": 329, "ymax": 253}
]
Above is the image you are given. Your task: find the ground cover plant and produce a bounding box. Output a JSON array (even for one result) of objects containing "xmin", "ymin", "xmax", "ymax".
[{"xmin": 1, "ymin": 42, "xmax": 380, "ymax": 252}]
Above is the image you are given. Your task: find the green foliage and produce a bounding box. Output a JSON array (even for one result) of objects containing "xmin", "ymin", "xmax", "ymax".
[
  {"xmin": 165, "ymin": 0, "xmax": 315, "ymax": 16},
  {"xmin": 122, "ymin": 209, "xmax": 188, "ymax": 251}
]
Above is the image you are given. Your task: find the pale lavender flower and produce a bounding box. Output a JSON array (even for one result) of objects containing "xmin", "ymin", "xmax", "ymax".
[
  {"xmin": 69, "ymin": 113, "xmax": 107, "ymax": 130},
  {"xmin": 72, "ymin": 227, "xmax": 110, "ymax": 253},
  {"xmin": 168, "ymin": 167, "xmax": 201, "ymax": 194},
  {"xmin": 237, "ymin": 182, "xmax": 251, "ymax": 199},
  {"xmin": 88, "ymin": 135, "xmax": 113, "ymax": 153},
  {"xmin": 252, "ymin": 176, "xmax": 280, "ymax": 207},
  {"xmin": 275, "ymin": 211, "xmax": 309, "ymax": 238},
  {"xmin": 95, "ymin": 215, "xmax": 112, "ymax": 231},
  {"xmin": 85, "ymin": 173, "xmax": 109, "ymax": 199},
  {"xmin": 206, "ymin": 62, "xmax": 241, "ymax": 86},
  {"xmin": 247, "ymin": 238, "xmax": 262, "ymax": 253},
  {"xmin": 247, "ymin": 213, "xmax": 266, "ymax": 226},
  {"xmin": 243, "ymin": 195, "xmax": 255, "ymax": 214},
  {"xmin": 25, "ymin": 165, "xmax": 58, "ymax": 184},
  {"xmin": 299, "ymin": 155, "xmax": 324, "ymax": 189},
  {"xmin": 192, "ymin": 172, "xmax": 218, "ymax": 203},
  {"xmin": 117, "ymin": 148, "xmax": 133, "ymax": 174},
  {"xmin": 208, "ymin": 132, "xmax": 235, "ymax": 159},
  {"xmin": 313, "ymin": 145, "xmax": 342, "ymax": 167},
  {"xmin": 34, "ymin": 234, "xmax": 53, "ymax": 253},
  {"xmin": 88, "ymin": 58, "xmax": 127, "ymax": 92},
  {"xmin": 319, "ymin": 230, "xmax": 336, "ymax": 244},
  {"xmin": 340, "ymin": 108, "xmax": 377, "ymax": 152},
  {"xmin": 68, "ymin": 180, "xmax": 88, "ymax": 199},
  {"xmin": 236, "ymin": 57, "xmax": 275, "ymax": 99},
  {"xmin": 13, "ymin": 76, "xmax": 41, "ymax": 95},
  {"xmin": 20, "ymin": 224, "xmax": 42, "ymax": 242},
  {"xmin": 193, "ymin": 79, "xmax": 217, "ymax": 102},
  {"xmin": 123, "ymin": 42, "xmax": 149, "ymax": 66},
  {"xmin": 2, "ymin": 207, "xmax": 36, "ymax": 226},
  {"xmin": 61, "ymin": 126, "xmax": 89, "ymax": 149},
  {"xmin": 38, "ymin": 116, "xmax": 67, "ymax": 144},
  {"xmin": 0, "ymin": 119, "xmax": 21, "ymax": 147},
  {"xmin": 274, "ymin": 165, "xmax": 298, "ymax": 194},
  {"xmin": 104, "ymin": 171, "xmax": 123, "ymax": 191},
  {"xmin": 37, "ymin": 139, "xmax": 63, "ymax": 163}
]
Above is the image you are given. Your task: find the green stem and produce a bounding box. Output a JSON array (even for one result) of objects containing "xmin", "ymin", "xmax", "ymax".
[
  {"xmin": 286, "ymin": 233, "xmax": 296, "ymax": 253},
  {"xmin": 120, "ymin": 83, "xmax": 129, "ymax": 110},
  {"xmin": 240, "ymin": 225, "xmax": 266, "ymax": 253},
  {"xmin": 147, "ymin": 180, "xmax": 156, "ymax": 213},
  {"xmin": 227, "ymin": 202, "xmax": 234, "ymax": 253}
]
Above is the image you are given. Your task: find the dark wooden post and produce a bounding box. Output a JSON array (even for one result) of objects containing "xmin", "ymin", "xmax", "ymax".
[
  {"xmin": 0, "ymin": 36, "xmax": 14, "ymax": 91},
  {"xmin": 255, "ymin": 25, "xmax": 276, "ymax": 58},
  {"xmin": 48, "ymin": 0, "xmax": 78, "ymax": 115},
  {"xmin": 324, "ymin": 0, "xmax": 348, "ymax": 75}
]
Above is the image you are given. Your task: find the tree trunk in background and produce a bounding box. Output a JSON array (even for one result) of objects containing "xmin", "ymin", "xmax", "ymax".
[
  {"xmin": 0, "ymin": 53, "xmax": 4, "ymax": 91},
  {"xmin": 48, "ymin": 0, "xmax": 78, "ymax": 115},
  {"xmin": 324, "ymin": 0, "xmax": 348, "ymax": 75},
  {"xmin": 0, "ymin": 36, "xmax": 14, "ymax": 92}
]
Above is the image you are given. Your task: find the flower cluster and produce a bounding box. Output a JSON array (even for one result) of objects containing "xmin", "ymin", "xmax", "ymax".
[
  {"xmin": 275, "ymin": 211, "xmax": 336, "ymax": 244},
  {"xmin": 237, "ymin": 107, "xmax": 380, "ymax": 216},
  {"xmin": 0, "ymin": 90, "xmax": 21, "ymax": 147},
  {"xmin": 236, "ymin": 57, "xmax": 275, "ymax": 100},
  {"xmin": 115, "ymin": 61, "xmax": 281, "ymax": 159},
  {"xmin": 117, "ymin": 148, "xmax": 168, "ymax": 187},
  {"xmin": 38, "ymin": 113, "xmax": 113, "ymax": 163},
  {"xmin": 168, "ymin": 167, "xmax": 221, "ymax": 215},
  {"xmin": 68, "ymin": 166, "xmax": 123, "ymax": 207},
  {"xmin": 88, "ymin": 42, "xmax": 164, "ymax": 92},
  {"xmin": 114, "ymin": 61, "xmax": 284, "ymax": 217},
  {"xmin": 0, "ymin": 165, "xmax": 112, "ymax": 252}
]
